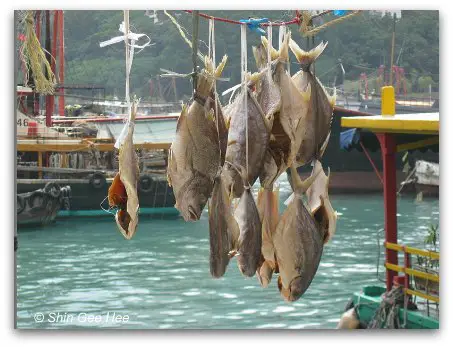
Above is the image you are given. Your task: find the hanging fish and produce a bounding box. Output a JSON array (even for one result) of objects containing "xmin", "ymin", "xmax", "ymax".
[
  {"xmin": 252, "ymin": 42, "xmax": 281, "ymax": 122},
  {"xmin": 232, "ymin": 168, "xmax": 262, "ymax": 277},
  {"xmin": 167, "ymin": 55, "xmax": 228, "ymax": 221},
  {"xmin": 261, "ymin": 32, "xmax": 312, "ymax": 167},
  {"xmin": 306, "ymin": 160, "xmax": 338, "ymax": 244},
  {"xmin": 207, "ymin": 90, "xmax": 238, "ymax": 278},
  {"xmin": 273, "ymin": 164, "xmax": 326, "ymax": 302},
  {"xmin": 255, "ymin": 183, "xmax": 280, "ymax": 287},
  {"xmin": 222, "ymin": 73, "xmax": 271, "ymax": 198},
  {"xmin": 208, "ymin": 174, "xmax": 240, "ymax": 278},
  {"xmin": 289, "ymin": 39, "xmax": 336, "ymax": 166},
  {"xmin": 108, "ymin": 100, "xmax": 140, "ymax": 239}
]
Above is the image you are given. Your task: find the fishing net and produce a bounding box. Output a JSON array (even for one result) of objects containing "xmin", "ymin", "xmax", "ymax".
[
  {"xmin": 19, "ymin": 11, "xmax": 57, "ymax": 94},
  {"xmin": 367, "ymin": 286, "xmax": 406, "ymax": 329}
]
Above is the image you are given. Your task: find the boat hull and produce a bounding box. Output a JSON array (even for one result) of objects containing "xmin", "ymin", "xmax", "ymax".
[{"xmin": 17, "ymin": 177, "xmax": 176, "ymax": 219}]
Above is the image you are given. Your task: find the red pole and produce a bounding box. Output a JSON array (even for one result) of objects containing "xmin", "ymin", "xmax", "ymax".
[
  {"xmin": 58, "ymin": 10, "xmax": 65, "ymax": 116},
  {"xmin": 34, "ymin": 11, "xmax": 41, "ymax": 116},
  {"xmin": 377, "ymin": 133, "xmax": 398, "ymax": 291},
  {"xmin": 45, "ymin": 10, "xmax": 53, "ymax": 127},
  {"xmin": 51, "ymin": 11, "xmax": 58, "ymax": 75}
]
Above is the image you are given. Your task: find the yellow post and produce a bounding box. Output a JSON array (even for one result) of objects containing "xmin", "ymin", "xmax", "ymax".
[
  {"xmin": 381, "ymin": 86, "xmax": 396, "ymax": 116},
  {"xmin": 38, "ymin": 152, "xmax": 43, "ymax": 179}
]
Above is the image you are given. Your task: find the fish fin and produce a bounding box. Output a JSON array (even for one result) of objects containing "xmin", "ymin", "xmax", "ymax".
[
  {"xmin": 319, "ymin": 196, "xmax": 338, "ymax": 245},
  {"xmin": 261, "ymin": 35, "xmax": 279, "ymax": 60},
  {"xmin": 289, "ymin": 39, "xmax": 327, "ymax": 69},
  {"xmin": 289, "ymin": 163, "xmax": 322, "ymax": 195},
  {"xmin": 247, "ymin": 71, "xmax": 263, "ymax": 85},
  {"xmin": 319, "ymin": 131, "xmax": 331, "ymax": 158},
  {"xmin": 300, "ymin": 83, "xmax": 311, "ymax": 102}
]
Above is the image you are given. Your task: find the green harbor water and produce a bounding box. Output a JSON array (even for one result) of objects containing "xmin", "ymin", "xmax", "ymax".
[{"xmin": 16, "ymin": 178, "xmax": 439, "ymax": 329}]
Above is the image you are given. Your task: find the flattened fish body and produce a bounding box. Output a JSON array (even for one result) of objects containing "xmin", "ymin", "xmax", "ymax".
[
  {"xmin": 269, "ymin": 33, "xmax": 311, "ymax": 166},
  {"xmin": 208, "ymin": 175, "xmax": 240, "ymax": 278},
  {"xmin": 167, "ymin": 56, "xmax": 229, "ymax": 221},
  {"xmin": 272, "ymin": 165, "xmax": 326, "ymax": 301},
  {"xmin": 223, "ymin": 89, "xmax": 270, "ymax": 198},
  {"xmin": 234, "ymin": 187, "xmax": 262, "ymax": 277},
  {"xmin": 273, "ymin": 193, "xmax": 324, "ymax": 301},
  {"xmin": 256, "ymin": 187, "xmax": 279, "ymax": 287},
  {"xmin": 207, "ymin": 92, "xmax": 229, "ymax": 165},
  {"xmin": 167, "ymin": 102, "xmax": 220, "ymax": 221},
  {"xmin": 289, "ymin": 40, "xmax": 335, "ymax": 166},
  {"xmin": 114, "ymin": 102, "xmax": 140, "ymax": 239}
]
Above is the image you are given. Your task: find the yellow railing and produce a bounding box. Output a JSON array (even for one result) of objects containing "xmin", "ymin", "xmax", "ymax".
[
  {"xmin": 384, "ymin": 242, "xmax": 439, "ymax": 304},
  {"xmin": 385, "ymin": 242, "xmax": 439, "ymax": 260}
]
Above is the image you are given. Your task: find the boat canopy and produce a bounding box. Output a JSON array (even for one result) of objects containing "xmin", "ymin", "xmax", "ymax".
[
  {"xmin": 340, "ymin": 112, "xmax": 439, "ymax": 153},
  {"xmin": 340, "ymin": 128, "xmax": 439, "ymax": 153},
  {"xmin": 95, "ymin": 118, "xmax": 177, "ymax": 145}
]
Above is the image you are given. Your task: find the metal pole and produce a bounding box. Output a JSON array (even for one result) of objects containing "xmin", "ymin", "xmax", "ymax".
[
  {"xmin": 389, "ymin": 13, "xmax": 396, "ymax": 87},
  {"xmin": 377, "ymin": 133, "xmax": 398, "ymax": 291}
]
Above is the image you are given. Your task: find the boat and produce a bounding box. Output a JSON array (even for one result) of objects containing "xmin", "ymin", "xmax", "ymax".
[
  {"xmin": 16, "ymin": 104, "xmax": 178, "ymax": 218},
  {"xmin": 15, "ymin": 10, "xmax": 182, "ymax": 221},
  {"xmin": 337, "ymin": 86, "xmax": 439, "ymax": 329},
  {"xmin": 398, "ymin": 160, "xmax": 439, "ymax": 198},
  {"xmin": 17, "ymin": 182, "xmax": 71, "ymax": 226}
]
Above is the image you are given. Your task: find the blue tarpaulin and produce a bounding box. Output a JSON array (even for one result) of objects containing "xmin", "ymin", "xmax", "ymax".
[{"xmin": 340, "ymin": 128, "xmax": 439, "ymax": 153}]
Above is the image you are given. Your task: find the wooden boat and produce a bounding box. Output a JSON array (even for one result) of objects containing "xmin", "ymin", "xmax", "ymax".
[
  {"xmin": 17, "ymin": 182, "xmax": 71, "ymax": 226},
  {"xmin": 338, "ymin": 86, "xmax": 439, "ymax": 329}
]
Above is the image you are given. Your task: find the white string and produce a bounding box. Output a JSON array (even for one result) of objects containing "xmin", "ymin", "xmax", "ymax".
[
  {"xmin": 209, "ymin": 18, "xmax": 221, "ymax": 166},
  {"xmin": 267, "ymin": 24, "xmax": 272, "ymax": 81},
  {"xmin": 240, "ymin": 24, "xmax": 249, "ymax": 182},
  {"xmin": 124, "ymin": 10, "xmax": 131, "ymax": 113},
  {"xmin": 278, "ymin": 25, "xmax": 290, "ymax": 75}
]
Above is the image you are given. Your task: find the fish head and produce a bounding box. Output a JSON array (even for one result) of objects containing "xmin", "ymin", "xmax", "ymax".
[
  {"xmin": 177, "ymin": 174, "xmax": 212, "ymax": 221},
  {"xmin": 277, "ymin": 275, "xmax": 307, "ymax": 302}
]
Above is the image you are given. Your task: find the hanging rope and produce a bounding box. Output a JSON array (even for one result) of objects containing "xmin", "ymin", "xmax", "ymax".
[
  {"xmin": 267, "ymin": 23, "xmax": 272, "ymax": 81},
  {"xmin": 124, "ymin": 10, "xmax": 131, "ymax": 115},
  {"xmin": 278, "ymin": 24, "xmax": 289, "ymax": 75},
  {"xmin": 240, "ymin": 23, "xmax": 249, "ymax": 184},
  {"xmin": 209, "ymin": 18, "xmax": 222, "ymax": 166},
  {"xmin": 300, "ymin": 10, "xmax": 362, "ymax": 37},
  {"xmin": 21, "ymin": 10, "xmax": 56, "ymax": 94}
]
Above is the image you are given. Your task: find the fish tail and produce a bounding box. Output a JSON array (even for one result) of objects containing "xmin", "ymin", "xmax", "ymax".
[
  {"xmin": 277, "ymin": 31, "xmax": 291, "ymax": 63},
  {"xmin": 289, "ymin": 163, "xmax": 322, "ymax": 195},
  {"xmin": 215, "ymin": 55, "xmax": 228, "ymax": 78},
  {"xmin": 289, "ymin": 39, "xmax": 328, "ymax": 71},
  {"xmin": 260, "ymin": 36, "xmax": 279, "ymax": 61}
]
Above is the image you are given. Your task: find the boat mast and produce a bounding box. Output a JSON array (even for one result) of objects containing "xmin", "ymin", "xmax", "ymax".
[{"xmin": 389, "ymin": 12, "xmax": 396, "ymax": 87}]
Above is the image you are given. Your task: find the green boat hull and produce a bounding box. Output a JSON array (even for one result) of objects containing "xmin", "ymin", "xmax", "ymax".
[{"xmin": 349, "ymin": 286, "xmax": 439, "ymax": 329}]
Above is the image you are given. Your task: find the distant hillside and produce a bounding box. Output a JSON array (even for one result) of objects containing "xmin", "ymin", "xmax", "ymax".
[{"xmin": 61, "ymin": 10, "xmax": 439, "ymax": 102}]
